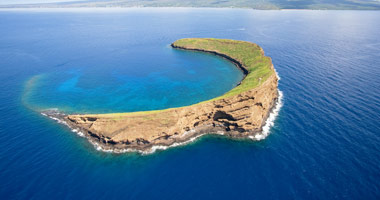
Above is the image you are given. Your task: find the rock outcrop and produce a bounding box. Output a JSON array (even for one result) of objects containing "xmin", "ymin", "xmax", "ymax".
[{"xmin": 55, "ymin": 39, "xmax": 279, "ymax": 153}]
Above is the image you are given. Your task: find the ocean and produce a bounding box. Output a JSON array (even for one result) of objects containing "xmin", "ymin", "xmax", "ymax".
[{"xmin": 0, "ymin": 8, "xmax": 379, "ymax": 199}]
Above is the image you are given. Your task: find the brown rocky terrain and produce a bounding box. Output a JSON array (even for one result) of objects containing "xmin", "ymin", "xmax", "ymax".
[{"xmin": 55, "ymin": 39, "xmax": 279, "ymax": 153}]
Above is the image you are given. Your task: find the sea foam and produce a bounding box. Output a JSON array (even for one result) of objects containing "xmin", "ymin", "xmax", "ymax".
[{"xmin": 250, "ymin": 90, "xmax": 283, "ymax": 141}]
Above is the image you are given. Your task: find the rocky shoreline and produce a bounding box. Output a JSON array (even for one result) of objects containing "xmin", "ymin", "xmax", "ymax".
[
  {"xmin": 43, "ymin": 88, "xmax": 281, "ymax": 154},
  {"xmin": 42, "ymin": 39, "xmax": 280, "ymax": 154}
]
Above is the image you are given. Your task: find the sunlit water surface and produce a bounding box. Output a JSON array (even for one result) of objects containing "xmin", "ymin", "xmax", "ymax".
[{"xmin": 0, "ymin": 8, "xmax": 379, "ymax": 199}]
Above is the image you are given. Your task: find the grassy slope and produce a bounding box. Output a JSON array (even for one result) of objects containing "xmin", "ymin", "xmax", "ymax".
[
  {"xmin": 173, "ymin": 38, "xmax": 273, "ymax": 100},
  {"xmin": 84, "ymin": 38, "xmax": 273, "ymax": 118}
]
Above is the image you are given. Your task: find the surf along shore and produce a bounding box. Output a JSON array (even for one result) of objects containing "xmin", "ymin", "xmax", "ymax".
[{"xmin": 43, "ymin": 38, "xmax": 280, "ymax": 153}]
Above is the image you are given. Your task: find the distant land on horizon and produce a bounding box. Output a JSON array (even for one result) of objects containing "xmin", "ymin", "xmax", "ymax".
[{"xmin": 1, "ymin": 0, "xmax": 380, "ymax": 10}]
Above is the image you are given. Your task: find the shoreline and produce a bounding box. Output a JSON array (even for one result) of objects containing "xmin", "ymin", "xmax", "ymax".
[
  {"xmin": 42, "ymin": 38, "xmax": 279, "ymax": 154},
  {"xmin": 43, "ymin": 87, "xmax": 282, "ymax": 155}
]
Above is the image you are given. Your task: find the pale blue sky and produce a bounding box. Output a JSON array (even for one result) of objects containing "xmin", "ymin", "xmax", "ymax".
[{"xmin": 0, "ymin": 0, "xmax": 82, "ymax": 5}]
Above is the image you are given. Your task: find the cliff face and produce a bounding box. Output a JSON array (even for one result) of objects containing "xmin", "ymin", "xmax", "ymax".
[{"xmin": 62, "ymin": 39, "xmax": 279, "ymax": 152}]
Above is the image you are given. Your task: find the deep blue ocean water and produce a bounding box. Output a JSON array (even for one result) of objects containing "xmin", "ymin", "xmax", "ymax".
[{"xmin": 0, "ymin": 8, "xmax": 379, "ymax": 199}]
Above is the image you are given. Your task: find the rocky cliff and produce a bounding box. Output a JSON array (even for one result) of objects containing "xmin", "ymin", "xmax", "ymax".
[{"xmin": 60, "ymin": 39, "xmax": 279, "ymax": 153}]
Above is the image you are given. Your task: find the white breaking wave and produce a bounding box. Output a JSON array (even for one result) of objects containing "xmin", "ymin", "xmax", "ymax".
[
  {"xmin": 71, "ymin": 129, "xmax": 85, "ymax": 137},
  {"xmin": 42, "ymin": 114, "xmax": 68, "ymax": 126},
  {"xmin": 249, "ymin": 90, "xmax": 283, "ymax": 141},
  {"xmin": 88, "ymin": 133, "xmax": 208, "ymax": 155},
  {"xmin": 140, "ymin": 133, "xmax": 207, "ymax": 155},
  {"xmin": 41, "ymin": 109, "xmax": 85, "ymax": 137}
]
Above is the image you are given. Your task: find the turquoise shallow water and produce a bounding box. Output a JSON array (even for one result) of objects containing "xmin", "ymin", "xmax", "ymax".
[
  {"xmin": 0, "ymin": 8, "xmax": 380, "ymax": 199},
  {"xmin": 18, "ymin": 13, "xmax": 244, "ymax": 114},
  {"xmin": 24, "ymin": 46, "xmax": 243, "ymax": 113}
]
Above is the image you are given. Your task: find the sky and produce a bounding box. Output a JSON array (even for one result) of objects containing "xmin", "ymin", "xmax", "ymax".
[{"xmin": 0, "ymin": 0, "xmax": 81, "ymax": 5}]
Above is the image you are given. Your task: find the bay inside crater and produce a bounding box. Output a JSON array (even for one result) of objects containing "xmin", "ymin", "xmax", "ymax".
[{"xmin": 24, "ymin": 46, "xmax": 244, "ymax": 114}]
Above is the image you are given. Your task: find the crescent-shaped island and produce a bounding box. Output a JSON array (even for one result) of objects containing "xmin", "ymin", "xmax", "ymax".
[{"xmin": 44, "ymin": 38, "xmax": 280, "ymax": 153}]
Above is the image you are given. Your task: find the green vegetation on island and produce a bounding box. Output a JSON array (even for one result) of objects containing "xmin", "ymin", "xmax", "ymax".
[{"xmin": 172, "ymin": 38, "xmax": 273, "ymax": 100}]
